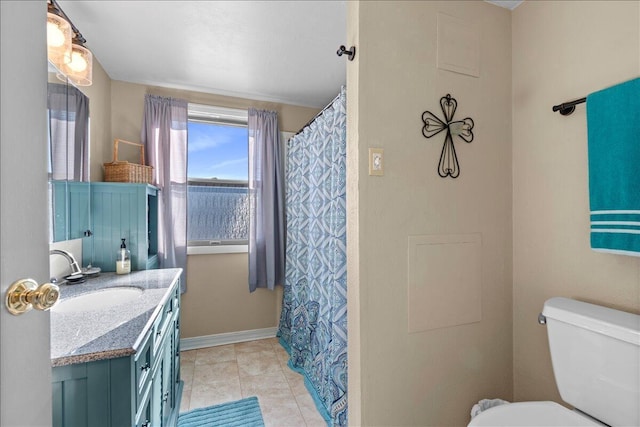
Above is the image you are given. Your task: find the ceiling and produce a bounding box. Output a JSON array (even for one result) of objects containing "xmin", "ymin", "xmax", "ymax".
[
  {"xmin": 59, "ymin": 1, "xmax": 347, "ymax": 108},
  {"xmin": 485, "ymin": 1, "xmax": 524, "ymax": 10},
  {"xmin": 58, "ymin": 1, "xmax": 521, "ymax": 110}
]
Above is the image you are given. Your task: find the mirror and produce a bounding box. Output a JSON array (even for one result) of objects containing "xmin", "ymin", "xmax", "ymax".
[{"xmin": 47, "ymin": 60, "xmax": 91, "ymax": 243}]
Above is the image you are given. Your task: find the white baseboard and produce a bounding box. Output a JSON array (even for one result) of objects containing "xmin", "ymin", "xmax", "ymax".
[{"xmin": 180, "ymin": 327, "xmax": 278, "ymax": 351}]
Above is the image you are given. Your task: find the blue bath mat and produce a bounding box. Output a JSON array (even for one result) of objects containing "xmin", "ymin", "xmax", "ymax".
[{"xmin": 178, "ymin": 396, "xmax": 264, "ymax": 427}]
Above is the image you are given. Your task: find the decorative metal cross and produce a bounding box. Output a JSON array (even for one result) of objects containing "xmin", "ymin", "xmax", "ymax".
[{"xmin": 421, "ymin": 94, "xmax": 474, "ymax": 178}]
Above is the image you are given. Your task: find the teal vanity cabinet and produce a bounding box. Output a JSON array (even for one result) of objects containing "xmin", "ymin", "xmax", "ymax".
[
  {"xmin": 51, "ymin": 277, "xmax": 182, "ymax": 427},
  {"xmin": 134, "ymin": 284, "xmax": 181, "ymax": 427},
  {"xmin": 88, "ymin": 182, "xmax": 159, "ymax": 272}
]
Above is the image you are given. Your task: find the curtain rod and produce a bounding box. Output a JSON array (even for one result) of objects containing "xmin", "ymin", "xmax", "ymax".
[
  {"xmin": 552, "ymin": 97, "xmax": 586, "ymax": 116},
  {"xmin": 293, "ymin": 92, "xmax": 343, "ymax": 137}
]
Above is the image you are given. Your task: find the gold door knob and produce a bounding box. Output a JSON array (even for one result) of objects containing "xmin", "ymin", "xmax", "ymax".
[{"xmin": 5, "ymin": 278, "xmax": 60, "ymax": 315}]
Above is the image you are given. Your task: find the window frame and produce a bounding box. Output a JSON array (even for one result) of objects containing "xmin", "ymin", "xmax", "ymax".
[{"xmin": 186, "ymin": 104, "xmax": 249, "ymax": 255}]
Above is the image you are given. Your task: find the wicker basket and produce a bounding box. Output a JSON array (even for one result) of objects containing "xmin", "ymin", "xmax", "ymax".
[{"xmin": 104, "ymin": 139, "xmax": 153, "ymax": 184}]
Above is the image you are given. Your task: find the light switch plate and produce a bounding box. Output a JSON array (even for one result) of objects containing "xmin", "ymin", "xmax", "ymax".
[{"xmin": 369, "ymin": 148, "xmax": 384, "ymax": 176}]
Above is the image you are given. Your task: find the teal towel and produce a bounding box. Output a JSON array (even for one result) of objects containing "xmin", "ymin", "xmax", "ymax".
[{"xmin": 587, "ymin": 77, "xmax": 640, "ymax": 255}]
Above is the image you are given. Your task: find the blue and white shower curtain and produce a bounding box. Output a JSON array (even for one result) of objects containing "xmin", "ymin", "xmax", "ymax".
[{"xmin": 277, "ymin": 87, "xmax": 347, "ymax": 427}]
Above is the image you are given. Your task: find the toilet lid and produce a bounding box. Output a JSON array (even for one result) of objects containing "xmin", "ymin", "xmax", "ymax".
[{"xmin": 468, "ymin": 401, "xmax": 603, "ymax": 426}]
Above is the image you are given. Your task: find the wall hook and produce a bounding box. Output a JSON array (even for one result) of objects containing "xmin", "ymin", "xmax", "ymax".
[{"xmin": 337, "ymin": 45, "xmax": 356, "ymax": 61}]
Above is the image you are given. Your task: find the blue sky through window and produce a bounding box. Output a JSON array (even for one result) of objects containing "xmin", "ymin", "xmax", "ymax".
[{"xmin": 187, "ymin": 121, "xmax": 248, "ymax": 180}]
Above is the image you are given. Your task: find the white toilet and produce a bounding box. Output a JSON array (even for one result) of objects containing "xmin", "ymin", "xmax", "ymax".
[{"xmin": 469, "ymin": 297, "xmax": 640, "ymax": 427}]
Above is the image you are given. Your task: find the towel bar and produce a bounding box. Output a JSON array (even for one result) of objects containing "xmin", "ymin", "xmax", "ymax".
[{"xmin": 552, "ymin": 97, "xmax": 586, "ymax": 116}]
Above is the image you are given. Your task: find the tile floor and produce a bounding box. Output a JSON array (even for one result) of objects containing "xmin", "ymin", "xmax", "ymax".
[{"xmin": 179, "ymin": 337, "xmax": 327, "ymax": 427}]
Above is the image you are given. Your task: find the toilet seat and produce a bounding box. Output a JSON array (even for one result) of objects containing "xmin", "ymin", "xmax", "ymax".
[{"xmin": 468, "ymin": 401, "xmax": 603, "ymax": 426}]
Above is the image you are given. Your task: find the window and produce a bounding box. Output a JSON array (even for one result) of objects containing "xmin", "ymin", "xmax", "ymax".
[{"xmin": 187, "ymin": 104, "xmax": 248, "ymax": 252}]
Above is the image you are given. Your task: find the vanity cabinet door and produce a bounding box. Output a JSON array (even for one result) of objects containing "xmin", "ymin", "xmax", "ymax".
[
  {"xmin": 162, "ymin": 286, "xmax": 182, "ymax": 426},
  {"xmin": 147, "ymin": 361, "xmax": 160, "ymax": 426},
  {"xmin": 152, "ymin": 283, "xmax": 182, "ymax": 427},
  {"xmin": 161, "ymin": 335, "xmax": 174, "ymax": 426},
  {"xmin": 134, "ymin": 330, "xmax": 153, "ymax": 408},
  {"xmin": 168, "ymin": 286, "xmax": 182, "ymax": 426},
  {"xmin": 173, "ymin": 309, "xmax": 181, "ymax": 406},
  {"xmin": 134, "ymin": 384, "xmax": 152, "ymax": 427}
]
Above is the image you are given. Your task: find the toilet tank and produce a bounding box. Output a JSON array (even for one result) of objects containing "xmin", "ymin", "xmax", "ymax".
[{"xmin": 542, "ymin": 297, "xmax": 640, "ymax": 427}]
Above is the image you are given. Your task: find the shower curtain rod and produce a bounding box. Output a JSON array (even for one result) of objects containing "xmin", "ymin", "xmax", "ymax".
[{"xmin": 294, "ymin": 92, "xmax": 343, "ymax": 137}]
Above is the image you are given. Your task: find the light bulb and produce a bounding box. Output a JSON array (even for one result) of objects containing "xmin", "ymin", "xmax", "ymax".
[
  {"xmin": 68, "ymin": 51, "xmax": 87, "ymax": 72},
  {"xmin": 47, "ymin": 12, "xmax": 71, "ymax": 65},
  {"xmin": 47, "ymin": 21, "xmax": 65, "ymax": 47},
  {"xmin": 60, "ymin": 43, "xmax": 93, "ymax": 86}
]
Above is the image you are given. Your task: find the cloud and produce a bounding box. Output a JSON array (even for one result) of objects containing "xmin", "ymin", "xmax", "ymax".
[
  {"xmin": 208, "ymin": 157, "xmax": 248, "ymax": 172},
  {"xmin": 187, "ymin": 123, "xmax": 248, "ymax": 153},
  {"xmin": 188, "ymin": 132, "xmax": 234, "ymax": 152}
]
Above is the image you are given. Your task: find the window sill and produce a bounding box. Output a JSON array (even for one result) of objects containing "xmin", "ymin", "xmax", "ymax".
[{"xmin": 187, "ymin": 245, "xmax": 248, "ymax": 255}]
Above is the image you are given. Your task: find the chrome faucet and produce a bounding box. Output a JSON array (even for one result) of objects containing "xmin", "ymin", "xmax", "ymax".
[{"xmin": 49, "ymin": 249, "xmax": 82, "ymax": 276}]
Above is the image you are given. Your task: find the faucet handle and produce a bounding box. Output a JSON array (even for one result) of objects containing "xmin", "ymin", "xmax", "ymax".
[{"xmin": 5, "ymin": 278, "xmax": 60, "ymax": 315}]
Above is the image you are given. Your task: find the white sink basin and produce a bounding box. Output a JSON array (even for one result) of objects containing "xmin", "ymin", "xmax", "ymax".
[{"xmin": 53, "ymin": 287, "xmax": 143, "ymax": 313}]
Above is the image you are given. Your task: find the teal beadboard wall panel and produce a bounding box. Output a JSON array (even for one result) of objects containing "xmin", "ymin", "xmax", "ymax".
[
  {"xmin": 109, "ymin": 357, "xmax": 135, "ymax": 427},
  {"xmin": 87, "ymin": 360, "xmax": 111, "ymax": 427},
  {"xmin": 52, "ymin": 181, "xmax": 68, "ymax": 242},
  {"xmin": 68, "ymin": 182, "xmax": 91, "ymax": 240},
  {"xmin": 52, "ymin": 181, "xmax": 90, "ymax": 242},
  {"xmin": 52, "ymin": 382, "xmax": 62, "ymax": 427},
  {"xmin": 52, "ymin": 361, "xmax": 113, "ymax": 427},
  {"xmin": 87, "ymin": 183, "xmax": 158, "ymax": 271},
  {"xmin": 64, "ymin": 377, "xmax": 88, "ymax": 427}
]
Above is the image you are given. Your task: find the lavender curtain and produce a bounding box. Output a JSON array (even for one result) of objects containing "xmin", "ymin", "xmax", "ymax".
[
  {"xmin": 141, "ymin": 94, "xmax": 188, "ymax": 291},
  {"xmin": 48, "ymin": 83, "xmax": 89, "ymax": 181},
  {"xmin": 248, "ymin": 108, "xmax": 285, "ymax": 292}
]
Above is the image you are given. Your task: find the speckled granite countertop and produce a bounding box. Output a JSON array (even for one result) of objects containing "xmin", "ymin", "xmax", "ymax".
[{"xmin": 50, "ymin": 268, "xmax": 182, "ymax": 367}]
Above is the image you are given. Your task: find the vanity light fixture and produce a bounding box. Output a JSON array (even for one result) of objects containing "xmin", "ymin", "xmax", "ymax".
[
  {"xmin": 46, "ymin": 2, "xmax": 72, "ymax": 67},
  {"xmin": 48, "ymin": 0, "xmax": 93, "ymax": 86},
  {"xmin": 60, "ymin": 36, "xmax": 93, "ymax": 86}
]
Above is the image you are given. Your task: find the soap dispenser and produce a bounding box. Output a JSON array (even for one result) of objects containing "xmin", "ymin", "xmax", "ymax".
[{"xmin": 116, "ymin": 238, "xmax": 131, "ymax": 274}]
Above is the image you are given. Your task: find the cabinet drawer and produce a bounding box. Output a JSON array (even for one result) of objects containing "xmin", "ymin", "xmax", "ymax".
[
  {"xmin": 134, "ymin": 331, "xmax": 152, "ymax": 407},
  {"xmin": 172, "ymin": 285, "xmax": 180, "ymax": 310},
  {"xmin": 172, "ymin": 287, "xmax": 180, "ymax": 349},
  {"xmin": 151, "ymin": 305, "xmax": 165, "ymax": 356},
  {"xmin": 153, "ymin": 299, "xmax": 175, "ymax": 357}
]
